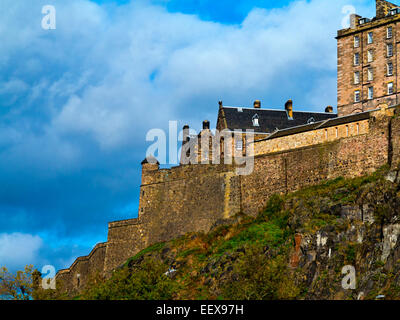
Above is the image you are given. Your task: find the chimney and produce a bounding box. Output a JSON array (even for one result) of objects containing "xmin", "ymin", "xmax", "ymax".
[
  {"xmin": 325, "ymin": 106, "xmax": 334, "ymax": 113},
  {"xmin": 254, "ymin": 100, "xmax": 261, "ymax": 109},
  {"xmin": 285, "ymin": 99, "xmax": 293, "ymax": 119},
  {"xmin": 183, "ymin": 124, "xmax": 190, "ymax": 142},
  {"xmin": 350, "ymin": 14, "xmax": 361, "ymax": 29},
  {"xmin": 203, "ymin": 120, "xmax": 210, "ymax": 130}
]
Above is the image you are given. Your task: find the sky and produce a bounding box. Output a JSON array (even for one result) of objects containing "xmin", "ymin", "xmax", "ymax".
[{"xmin": 0, "ymin": 0, "xmax": 376, "ymax": 272}]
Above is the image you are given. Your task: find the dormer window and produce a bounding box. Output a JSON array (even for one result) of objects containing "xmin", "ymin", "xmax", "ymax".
[
  {"xmin": 307, "ymin": 117, "xmax": 315, "ymax": 124},
  {"xmin": 390, "ymin": 8, "xmax": 400, "ymax": 16},
  {"xmin": 252, "ymin": 114, "xmax": 259, "ymax": 126}
]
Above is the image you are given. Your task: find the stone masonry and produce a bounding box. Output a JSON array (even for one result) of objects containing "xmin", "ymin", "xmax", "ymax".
[
  {"xmin": 55, "ymin": 1, "xmax": 400, "ymax": 295},
  {"xmin": 337, "ymin": 0, "xmax": 400, "ymax": 116},
  {"xmin": 56, "ymin": 104, "xmax": 400, "ymax": 295}
]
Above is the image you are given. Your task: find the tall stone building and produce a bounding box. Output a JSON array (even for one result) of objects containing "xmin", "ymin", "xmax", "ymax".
[{"xmin": 337, "ymin": 0, "xmax": 400, "ymax": 116}]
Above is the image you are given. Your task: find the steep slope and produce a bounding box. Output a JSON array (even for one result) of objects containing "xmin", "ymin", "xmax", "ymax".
[{"xmin": 38, "ymin": 165, "xmax": 400, "ymax": 300}]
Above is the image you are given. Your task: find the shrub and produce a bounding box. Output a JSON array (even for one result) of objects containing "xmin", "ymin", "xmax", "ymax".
[{"xmin": 81, "ymin": 258, "xmax": 180, "ymax": 300}]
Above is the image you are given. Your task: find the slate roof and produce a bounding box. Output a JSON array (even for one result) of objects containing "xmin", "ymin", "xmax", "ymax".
[{"xmin": 220, "ymin": 106, "xmax": 338, "ymax": 133}]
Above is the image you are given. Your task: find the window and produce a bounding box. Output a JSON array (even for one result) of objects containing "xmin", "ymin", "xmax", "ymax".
[
  {"xmin": 368, "ymin": 86, "xmax": 374, "ymax": 100},
  {"xmin": 354, "ymin": 71, "xmax": 360, "ymax": 84},
  {"xmin": 367, "ymin": 68, "xmax": 373, "ymax": 81},
  {"xmin": 252, "ymin": 114, "xmax": 259, "ymax": 126},
  {"xmin": 388, "ymin": 82, "xmax": 394, "ymax": 94},
  {"xmin": 354, "ymin": 53, "xmax": 360, "ymax": 65},
  {"xmin": 307, "ymin": 117, "xmax": 315, "ymax": 124},
  {"xmin": 390, "ymin": 8, "xmax": 400, "ymax": 15},
  {"xmin": 354, "ymin": 36, "xmax": 360, "ymax": 48},
  {"xmin": 356, "ymin": 123, "xmax": 360, "ymax": 134},
  {"xmin": 236, "ymin": 140, "xmax": 243, "ymax": 151},
  {"xmin": 367, "ymin": 50, "xmax": 373, "ymax": 62},
  {"xmin": 387, "ymin": 26, "xmax": 393, "ymax": 39},
  {"xmin": 387, "ymin": 43, "xmax": 393, "ymax": 57},
  {"xmin": 367, "ymin": 32, "xmax": 373, "ymax": 44},
  {"xmin": 335, "ymin": 127, "xmax": 338, "ymax": 138},
  {"xmin": 346, "ymin": 125, "xmax": 349, "ymax": 137},
  {"xmin": 354, "ymin": 90, "xmax": 361, "ymax": 102},
  {"xmin": 387, "ymin": 62, "xmax": 393, "ymax": 76}
]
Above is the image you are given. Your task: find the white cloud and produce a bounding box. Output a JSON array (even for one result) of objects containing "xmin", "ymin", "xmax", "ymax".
[
  {"xmin": 0, "ymin": 0, "xmax": 375, "ymax": 152},
  {"xmin": 0, "ymin": 0, "xmax": 376, "ymax": 268},
  {"xmin": 0, "ymin": 233, "xmax": 43, "ymax": 270}
]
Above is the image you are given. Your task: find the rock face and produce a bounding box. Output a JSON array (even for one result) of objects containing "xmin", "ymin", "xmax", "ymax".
[{"xmin": 286, "ymin": 169, "xmax": 400, "ymax": 300}]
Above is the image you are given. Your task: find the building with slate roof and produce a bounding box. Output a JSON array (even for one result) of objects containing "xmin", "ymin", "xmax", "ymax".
[{"xmin": 216, "ymin": 100, "xmax": 337, "ymax": 134}]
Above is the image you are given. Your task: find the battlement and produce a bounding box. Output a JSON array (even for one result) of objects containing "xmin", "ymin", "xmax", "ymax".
[{"xmin": 141, "ymin": 163, "xmax": 234, "ymax": 186}]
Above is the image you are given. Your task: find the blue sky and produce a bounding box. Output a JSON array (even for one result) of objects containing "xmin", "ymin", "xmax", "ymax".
[{"xmin": 0, "ymin": 0, "xmax": 376, "ymax": 272}]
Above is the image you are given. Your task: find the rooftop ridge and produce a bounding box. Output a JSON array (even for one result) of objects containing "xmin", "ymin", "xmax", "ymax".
[{"xmin": 222, "ymin": 105, "xmax": 337, "ymax": 115}]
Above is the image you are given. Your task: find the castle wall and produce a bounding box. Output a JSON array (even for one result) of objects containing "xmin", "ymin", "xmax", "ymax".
[
  {"xmin": 56, "ymin": 107, "xmax": 399, "ymax": 295},
  {"xmin": 252, "ymin": 120, "xmax": 370, "ymax": 156},
  {"xmin": 104, "ymin": 219, "xmax": 147, "ymax": 273},
  {"xmin": 104, "ymin": 163, "xmax": 240, "ymax": 273},
  {"xmin": 390, "ymin": 113, "xmax": 400, "ymax": 166},
  {"xmin": 241, "ymin": 110, "xmax": 391, "ymax": 216},
  {"xmin": 139, "ymin": 164, "xmax": 240, "ymax": 239},
  {"xmin": 56, "ymin": 242, "xmax": 106, "ymax": 294}
]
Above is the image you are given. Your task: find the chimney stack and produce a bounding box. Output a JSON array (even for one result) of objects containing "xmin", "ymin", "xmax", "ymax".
[
  {"xmin": 350, "ymin": 13, "xmax": 361, "ymax": 29},
  {"xmin": 183, "ymin": 124, "xmax": 190, "ymax": 142},
  {"xmin": 325, "ymin": 106, "xmax": 334, "ymax": 113},
  {"xmin": 203, "ymin": 120, "xmax": 210, "ymax": 130},
  {"xmin": 285, "ymin": 99, "xmax": 293, "ymax": 119},
  {"xmin": 254, "ymin": 100, "xmax": 261, "ymax": 109}
]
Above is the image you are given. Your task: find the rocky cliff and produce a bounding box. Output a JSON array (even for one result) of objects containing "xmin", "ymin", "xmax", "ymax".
[{"xmin": 37, "ymin": 165, "xmax": 400, "ymax": 300}]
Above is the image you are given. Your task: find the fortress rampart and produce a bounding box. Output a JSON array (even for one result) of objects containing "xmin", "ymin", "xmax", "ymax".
[{"xmin": 56, "ymin": 105, "xmax": 400, "ymax": 295}]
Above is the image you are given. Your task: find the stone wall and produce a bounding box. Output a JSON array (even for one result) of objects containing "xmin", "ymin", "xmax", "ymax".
[
  {"xmin": 56, "ymin": 163, "xmax": 241, "ymax": 291},
  {"xmin": 252, "ymin": 120, "xmax": 369, "ymax": 156},
  {"xmin": 56, "ymin": 107, "xmax": 400, "ymax": 295},
  {"xmin": 241, "ymin": 108, "xmax": 392, "ymax": 216},
  {"xmin": 56, "ymin": 242, "xmax": 107, "ymax": 294}
]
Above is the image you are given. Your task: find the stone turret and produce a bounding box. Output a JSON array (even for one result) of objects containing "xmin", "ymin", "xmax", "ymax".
[{"xmin": 141, "ymin": 155, "xmax": 159, "ymax": 169}]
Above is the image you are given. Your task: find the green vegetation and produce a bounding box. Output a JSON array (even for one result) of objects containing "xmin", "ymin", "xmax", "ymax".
[
  {"xmin": 0, "ymin": 265, "xmax": 38, "ymax": 300},
  {"xmin": 26, "ymin": 165, "xmax": 400, "ymax": 300}
]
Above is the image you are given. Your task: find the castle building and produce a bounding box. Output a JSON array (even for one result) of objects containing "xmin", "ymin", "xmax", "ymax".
[
  {"xmin": 337, "ymin": 0, "xmax": 400, "ymax": 116},
  {"xmin": 180, "ymin": 100, "xmax": 337, "ymax": 165},
  {"xmin": 55, "ymin": 0, "xmax": 400, "ymax": 296}
]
